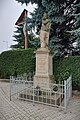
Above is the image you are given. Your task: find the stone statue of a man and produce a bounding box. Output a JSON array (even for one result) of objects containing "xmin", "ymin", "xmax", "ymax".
[{"xmin": 40, "ymin": 12, "xmax": 51, "ymax": 48}]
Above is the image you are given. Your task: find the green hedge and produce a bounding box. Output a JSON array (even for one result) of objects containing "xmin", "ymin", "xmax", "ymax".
[
  {"xmin": 54, "ymin": 56, "xmax": 80, "ymax": 90},
  {"xmin": 0, "ymin": 49, "xmax": 80, "ymax": 90},
  {"xmin": 0, "ymin": 49, "xmax": 35, "ymax": 78}
]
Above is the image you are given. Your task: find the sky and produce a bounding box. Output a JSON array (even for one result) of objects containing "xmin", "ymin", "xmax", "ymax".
[{"xmin": 0, "ymin": 0, "xmax": 36, "ymax": 53}]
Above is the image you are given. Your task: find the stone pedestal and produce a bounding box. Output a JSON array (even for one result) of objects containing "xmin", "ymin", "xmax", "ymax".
[{"xmin": 34, "ymin": 48, "xmax": 53, "ymax": 89}]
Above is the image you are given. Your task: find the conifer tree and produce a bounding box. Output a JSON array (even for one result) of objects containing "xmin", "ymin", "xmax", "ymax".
[
  {"xmin": 16, "ymin": 0, "xmax": 80, "ymax": 56},
  {"xmin": 11, "ymin": 25, "xmax": 40, "ymax": 49},
  {"xmin": 68, "ymin": 2, "xmax": 80, "ymax": 49},
  {"xmin": 11, "ymin": 25, "xmax": 25, "ymax": 49}
]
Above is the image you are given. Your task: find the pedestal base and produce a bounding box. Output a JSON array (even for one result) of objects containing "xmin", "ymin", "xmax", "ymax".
[
  {"xmin": 34, "ymin": 75, "xmax": 50, "ymax": 89},
  {"xmin": 34, "ymin": 48, "xmax": 53, "ymax": 89}
]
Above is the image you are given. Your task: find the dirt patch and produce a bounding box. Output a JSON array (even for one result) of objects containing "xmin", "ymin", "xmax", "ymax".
[{"xmin": 72, "ymin": 90, "xmax": 80, "ymax": 99}]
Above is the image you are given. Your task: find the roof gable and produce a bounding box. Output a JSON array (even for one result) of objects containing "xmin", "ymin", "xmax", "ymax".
[{"xmin": 15, "ymin": 9, "xmax": 28, "ymax": 26}]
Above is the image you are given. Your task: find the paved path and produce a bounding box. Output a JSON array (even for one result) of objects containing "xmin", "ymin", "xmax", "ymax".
[{"xmin": 0, "ymin": 82, "xmax": 80, "ymax": 120}]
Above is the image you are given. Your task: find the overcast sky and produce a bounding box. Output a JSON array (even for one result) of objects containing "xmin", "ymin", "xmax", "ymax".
[{"xmin": 0, "ymin": 0, "xmax": 35, "ymax": 53}]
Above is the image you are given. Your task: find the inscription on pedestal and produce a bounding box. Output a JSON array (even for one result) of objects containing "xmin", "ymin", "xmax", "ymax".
[{"xmin": 37, "ymin": 54, "xmax": 48, "ymax": 75}]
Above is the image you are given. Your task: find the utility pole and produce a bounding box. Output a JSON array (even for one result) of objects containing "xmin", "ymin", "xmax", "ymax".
[{"xmin": 3, "ymin": 40, "xmax": 8, "ymax": 50}]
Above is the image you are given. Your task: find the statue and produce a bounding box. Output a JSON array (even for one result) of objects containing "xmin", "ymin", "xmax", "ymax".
[{"xmin": 40, "ymin": 12, "xmax": 51, "ymax": 48}]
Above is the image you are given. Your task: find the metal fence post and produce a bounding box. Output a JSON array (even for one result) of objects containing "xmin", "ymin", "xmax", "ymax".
[
  {"xmin": 68, "ymin": 77, "xmax": 70, "ymax": 100},
  {"xmin": 33, "ymin": 85, "xmax": 35, "ymax": 106},
  {"xmin": 10, "ymin": 76, "xmax": 12, "ymax": 101},
  {"xmin": 64, "ymin": 80, "xmax": 67, "ymax": 112},
  {"xmin": 70, "ymin": 75, "xmax": 72, "ymax": 98}
]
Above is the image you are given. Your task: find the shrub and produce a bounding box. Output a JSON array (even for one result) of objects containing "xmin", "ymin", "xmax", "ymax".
[
  {"xmin": 54, "ymin": 56, "xmax": 80, "ymax": 90},
  {"xmin": 0, "ymin": 49, "xmax": 80, "ymax": 90},
  {"xmin": 0, "ymin": 49, "xmax": 35, "ymax": 78}
]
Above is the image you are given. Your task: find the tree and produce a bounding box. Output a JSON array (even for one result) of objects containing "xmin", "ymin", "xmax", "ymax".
[
  {"xmin": 28, "ymin": 33, "xmax": 40, "ymax": 49},
  {"xmin": 11, "ymin": 25, "xmax": 40, "ymax": 49},
  {"xmin": 67, "ymin": 2, "xmax": 80, "ymax": 48},
  {"xmin": 16, "ymin": 0, "xmax": 80, "ymax": 57},
  {"xmin": 11, "ymin": 25, "xmax": 25, "ymax": 49}
]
